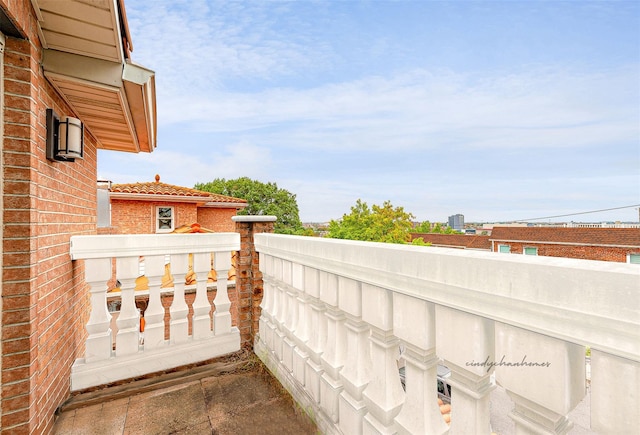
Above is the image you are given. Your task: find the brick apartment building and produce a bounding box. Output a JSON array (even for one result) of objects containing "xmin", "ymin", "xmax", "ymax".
[
  {"xmin": 0, "ymin": 1, "xmax": 156, "ymax": 432},
  {"xmin": 489, "ymin": 226, "xmax": 640, "ymax": 263},
  {"xmin": 410, "ymin": 233, "xmax": 491, "ymax": 250},
  {"xmin": 99, "ymin": 174, "xmax": 247, "ymax": 235},
  {"xmin": 411, "ymin": 227, "xmax": 640, "ymax": 263}
]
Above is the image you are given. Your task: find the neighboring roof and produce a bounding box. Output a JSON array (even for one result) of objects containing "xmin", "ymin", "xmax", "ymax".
[
  {"xmin": 109, "ymin": 175, "xmax": 247, "ymax": 207},
  {"xmin": 410, "ymin": 233, "xmax": 492, "ymax": 250},
  {"xmin": 35, "ymin": 0, "xmax": 156, "ymax": 154},
  {"xmin": 489, "ymin": 227, "xmax": 640, "ymax": 248},
  {"xmin": 172, "ymin": 223, "xmax": 214, "ymax": 233}
]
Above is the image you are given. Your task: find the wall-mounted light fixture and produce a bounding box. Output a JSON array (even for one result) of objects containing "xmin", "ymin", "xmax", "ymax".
[{"xmin": 46, "ymin": 108, "xmax": 84, "ymax": 162}]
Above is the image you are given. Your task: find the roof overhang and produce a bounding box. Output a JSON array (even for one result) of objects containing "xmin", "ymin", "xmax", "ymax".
[
  {"xmin": 34, "ymin": 0, "xmax": 156, "ymax": 154},
  {"xmin": 202, "ymin": 202, "xmax": 248, "ymax": 210},
  {"xmin": 109, "ymin": 192, "xmax": 214, "ymax": 204},
  {"xmin": 109, "ymin": 192, "xmax": 247, "ymax": 209}
]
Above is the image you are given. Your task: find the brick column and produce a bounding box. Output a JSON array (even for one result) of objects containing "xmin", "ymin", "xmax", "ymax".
[{"xmin": 232, "ymin": 216, "xmax": 276, "ymax": 350}]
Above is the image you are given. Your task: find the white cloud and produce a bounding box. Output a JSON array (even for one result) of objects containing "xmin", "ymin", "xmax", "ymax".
[
  {"xmin": 112, "ymin": 0, "xmax": 639, "ymax": 223},
  {"xmin": 151, "ymin": 65, "xmax": 638, "ymax": 155},
  {"xmin": 98, "ymin": 142, "xmax": 272, "ymax": 187}
]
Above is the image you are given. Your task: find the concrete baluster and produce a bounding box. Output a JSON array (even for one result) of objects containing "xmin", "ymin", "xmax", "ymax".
[
  {"xmin": 338, "ymin": 277, "xmax": 370, "ymax": 435},
  {"xmin": 495, "ymin": 323, "xmax": 585, "ymax": 435},
  {"xmin": 362, "ymin": 284, "xmax": 404, "ymax": 434},
  {"xmin": 142, "ymin": 254, "xmax": 167, "ymax": 350},
  {"xmin": 83, "ymin": 257, "xmax": 113, "ymax": 362},
  {"xmin": 213, "ymin": 251, "xmax": 233, "ymax": 335},
  {"xmin": 260, "ymin": 279, "xmax": 276, "ymax": 351},
  {"xmin": 281, "ymin": 260, "xmax": 297, "ymax": 370},
  {"xmin": 590, "ymin": 350, "xmax": 640, "ymax": 434},
  {"xmin": 115, "ymin": 256, "xmax": 141, "ymax": 356},
  {"xmin": 304, "ymin": 266, "xmax": 326, "ymax": 404},
  {"xmin": 282, "ymin": 286, "xmax": 299, "ymax": 372},
  {"xmin": 292, "ymin": 263, "xmax": 310, "ymax": 385},
  {"xmin": 395, "ymin": 294, "xmax": 448, "ymax": 435},
  {"xmin": 319, "ymin": 271, "xmax": 346, "ymax": 423},
  {"xmin": 272, "ymin": 283, "xmax": 286, "ymax": 362},
  {"xmin": 436, "ymin": 305, "xmax": 495, "ymax": 434},
  {"xmin": 192, "ymin": 252, "xmax": 213, "ymax": 339},
  {"xmin": 169, "ymin": 253, "xmax": 190, "ymax": 343},
  {"xmin": 257, "ymin": 254, "xmax": 274, "ymax": 349},
  {"xmin": 269, "ymin": 258, "xmax": 285, "ymax": 361}
]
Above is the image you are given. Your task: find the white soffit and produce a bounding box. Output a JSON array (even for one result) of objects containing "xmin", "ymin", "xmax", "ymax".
[
  {"xmin": 36, "ymin": 0, "xmax": 124, "ymax": 63},
  {"xmin": 35, "ymin": 0, "xmax": 156, "ymax": 153}
]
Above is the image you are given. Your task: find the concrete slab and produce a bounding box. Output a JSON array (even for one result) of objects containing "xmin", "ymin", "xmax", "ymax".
[
  {"xmin": 53, "ymin": 357, "xmax": 317, "ymax": 435},
  {"xmin": 203, "ymin": 370, "xmax": 316, "ymax": 435}
]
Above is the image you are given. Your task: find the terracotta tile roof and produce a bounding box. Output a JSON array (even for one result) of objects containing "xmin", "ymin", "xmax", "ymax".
[
  {"xmin": 489, "ymin": 227, "xmax": 640, "ymax": 247},
  {"xmin": 410, "ymin": 233, "xmax": 492, "ymax": 250},
  {"xmin": 110, "ymin": 174, "xmax": 247, "ymax": 205},
  {"xmin": 172, "ymin": 223, "xmax": 214, "ymax": 233}
]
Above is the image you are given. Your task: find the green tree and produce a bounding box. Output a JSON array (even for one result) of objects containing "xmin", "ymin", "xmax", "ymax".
[
  {"xmin": 413, "ymin": 220, "xmax": 457, "ymax": 234},
  {"xmin": 327, "ymin": 199, "xmax": 415, "ymax": 244},
  {"xmin": 413, "ymin": 220, "xmax": 432, "ymax": 233},
  {"xmin": 411, "ymin": 237, "xmax": 432, "ymax": 246},
  {"xmin": 195, "ymin": 177, "xmax": 303, "ymax": 234}
]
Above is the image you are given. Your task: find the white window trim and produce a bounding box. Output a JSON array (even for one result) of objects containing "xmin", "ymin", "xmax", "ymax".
[
  {"xmin": 155, "ymin": 206, "xmax": 174, "ymax": 233},
  {"xmin": 523, "ymin": 246, "xmax": 538, "ymax": 256},
  {"xmin": 498, "ymin": 244, "xmax": 511, "ymax": 253},
  {"xmin": 628, "ymin": 253, "xmax": 640, "ymax": 264}
]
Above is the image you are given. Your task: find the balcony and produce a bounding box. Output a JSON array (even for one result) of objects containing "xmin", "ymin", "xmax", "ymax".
[{"xmin": 64, "ymin": 223, "xmax": 639, "ymax": 434}]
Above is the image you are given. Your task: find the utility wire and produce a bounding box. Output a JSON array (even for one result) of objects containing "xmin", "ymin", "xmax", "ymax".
[{"xmin": 515, "ymin": 204, "xmax": 640, "ymax": 222}]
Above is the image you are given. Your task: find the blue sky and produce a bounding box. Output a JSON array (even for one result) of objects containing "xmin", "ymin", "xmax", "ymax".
[{"xmin": 99, "ymin": 0, "xmax": 640, "ymax": 223}]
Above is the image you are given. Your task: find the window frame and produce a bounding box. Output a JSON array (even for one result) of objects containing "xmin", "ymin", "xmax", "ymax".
[
  {"xmin": 155, "ymin": 206, "xmax": 175, "ymax": 233},
  {"xmin": 628, "ymin": 253, "xmax": 640, "ymax": 264},
  {"xmin": 523, "ymin": 246, "xmax": 538, "ymax": 256},
  {"xmin": 498, "ymin": 244, "xmax": 511, "ymax": 253}
]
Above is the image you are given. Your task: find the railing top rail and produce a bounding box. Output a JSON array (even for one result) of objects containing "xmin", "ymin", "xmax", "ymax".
[
  {"xmin": 254, "ymin": 234, "xmax": 640, "ymax": 361},
  {"xmin": 70, "ymin": 233, "xmax": 240, "ymax": 260}
]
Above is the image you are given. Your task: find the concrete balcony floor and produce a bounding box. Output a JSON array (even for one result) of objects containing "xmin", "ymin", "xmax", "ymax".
[
  {"xmin": 52, "ymin": 349, "xmax": 596, "ymax": 435},
  {"xmin": 52, "ymin": 353, "xmax": 317, "ymax": 435}
]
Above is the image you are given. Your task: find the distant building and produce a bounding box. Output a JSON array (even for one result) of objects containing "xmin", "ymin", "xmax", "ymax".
[
  {"xmin": 409, "ymin": 233, "xmax": 491, "ymax": 250},
  {"xmin": 410, "ymin": 226, "xmax": 640, "ymax": 263},
  {"xmin": 448, "ymin": 214, "xmax": 464, "ymax": 231},
  {"xmin": 489, "ymin": 227, "xmax": 640, "ymax": 263}
]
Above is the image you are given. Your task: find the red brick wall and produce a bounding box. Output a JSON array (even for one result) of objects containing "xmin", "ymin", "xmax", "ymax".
[
  {"xmin": 234, "ymin": 219, "xmax": 275, "ymax": 350},
  {"xmin": 493, "ymin": 241, "xmax": 634, "ymax": 262},
  {"xmin": 197, "ymin": 208, "xmax": 237, "ymax": 232},
  {"xmin": 110, "ymin": 200, "xmax": 198, "ymax": 234},
  {"xmin": 110, "ymin": 200, "xmax": 237, "ymax": 234},
  {"xmin": 1, "ymin": 4, "xmax": 97, "ymax": 432}
]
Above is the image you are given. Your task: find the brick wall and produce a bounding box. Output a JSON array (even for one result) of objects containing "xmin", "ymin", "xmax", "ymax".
[
  {"xmin": 109, "ymin": 200, "xmax": 238, "ymax": 234},
  {"xmin": 197, "ymin": 208, "xmax": 238, "ymax": 232},
  {"xmin": 110, "ymin": 200, "xmax": 198, "ymax": 234},
  {"xmin": 494, "ymin": 242, "xmax": 635, "ymax": 262},
  {"xmin": 1, "ymin": 4, "xmax": 97, "ymax": 432},
  {"xmin": 233, "ymin": 217, "xmax": 275, "ymax": 350}
]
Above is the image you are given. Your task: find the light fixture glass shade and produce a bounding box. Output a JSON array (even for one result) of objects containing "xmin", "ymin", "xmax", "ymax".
[{"xmin": 57, "ymin": 116, "xmax": 84, "ymax": 159}]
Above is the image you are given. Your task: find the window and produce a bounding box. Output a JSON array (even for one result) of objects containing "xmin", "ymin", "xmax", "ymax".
[
  {"xmin": 156, "ymin": 206, "xmax": 174, "ymax": 232},
  {"xmin": 629, "ymin": 254, "xmax": 640, "ymax": 264},
  {"xmin": 524, "ymin": 247, "xmax": 538, "ymax": 256},
  {"xmin": 498, "ymin": 244, "xmax": 511, "ymax": 253}
]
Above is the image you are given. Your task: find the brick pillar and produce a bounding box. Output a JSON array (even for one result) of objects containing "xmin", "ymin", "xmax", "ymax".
[{"xmin": 232, "ymin": 216, "xmax": 276, "ymax": 350}]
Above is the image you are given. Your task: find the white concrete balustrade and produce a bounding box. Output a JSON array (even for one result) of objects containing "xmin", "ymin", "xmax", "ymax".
[
  {"xmin": 253, "ymin": 234, "xmax": 640, "ymax": 435},
  {"xmin": 69, "ymin": 233, "xmax": 241, "ymax": 391}
]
